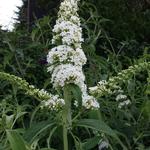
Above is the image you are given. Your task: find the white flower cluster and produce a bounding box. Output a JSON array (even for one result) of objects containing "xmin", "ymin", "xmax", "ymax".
[
  {"xmin": 73, "ymin": 95, "xmax": 99, "ymax": 109},
  {"xmin": 99, "ymin": 141, "xmax": 109, "ymax": 150},
  {"xmin": 89, "ymin": 79, "xmax": 131, "ymax": 109},
  {"xmin": 51, "ymin": 64, "xmax": 85, "ymax": 88},
  {"xmin": 118, "ymin": 99, "xmax": 131, "ymax": 109},
  {"xmin": 57, "ymin": 0, "xmax": 80, "ymax": 23},
  {"xmin": 52, "ymin": 21, "xmax": 84, "ymax": 46},
  {"xmin": 52, "ymin": 0, "xmax": 83, "ymax": 47},
  {"xmin": 27, "ymin": 85, "xmax": 51, "ymax": 100},
  {"xmin": 82, "ymin": 94, "xmax": 99, "ymax": 109},
  {"xmin": 46, "ymin": 0, "xmax": 99, "ymax": 110},
  {"xmin": 47, "ymin": 45, "xmax": 86, "ymax": 67},
  {"xmin": 41, "ymin": 95, "xmax": 65, "ymax": 110},
  {"xmin": 89, "ymin": 80, "xmax": 112, "ymax": 96},
  {"xmin": 27, "ymin": 85, "xmax": 65, "ymax": 110},
  {"xmin": 115, "ymin": 90, "xmax": 131, "ymax": 109}
]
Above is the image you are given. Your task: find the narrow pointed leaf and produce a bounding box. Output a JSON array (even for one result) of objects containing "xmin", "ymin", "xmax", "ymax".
[
  {"xmin": 82, "ymin": 136, "xmax": 101, "ymax": 150},
  {"xmin": 6, "ymin": 130, "xmax": 30, "ymax": 150},
  {"xmin": 77, "ymin": 119, "xmax": 127, "ymax": 150},
  {"xmin": 77, "ymin": 119, "xmax": 116, "ymax": 137}
]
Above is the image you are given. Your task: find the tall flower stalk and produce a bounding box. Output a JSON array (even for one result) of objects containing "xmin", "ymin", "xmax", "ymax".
[{"xmin": 46, "ymin": 0, "xmax": 99, "ymax": 149}]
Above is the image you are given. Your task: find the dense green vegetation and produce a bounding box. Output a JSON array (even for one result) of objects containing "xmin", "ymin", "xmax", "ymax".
[{"xmin": 0, "ymin": 0, "xmax": 150, "ymax": 149}]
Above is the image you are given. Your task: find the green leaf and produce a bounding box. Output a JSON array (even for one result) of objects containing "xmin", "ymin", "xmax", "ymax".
[
  {"xmin": 6, "ymin": 130, "xmax": 30, "ymax": 150},
  {"xmin": 0, "ymin": 143, "xmax": 8, "ymax": 150},
  {"xmin": 77, "ymin": 119, "xmax": 127, "ymax": 150},
  {"xmin": 40, "ymin": 148, "xmax": 56, "ymax": 150},
  {"xmin": 142, "ymin": 101, "xmax": 150, "ymax": 120},
  {"xmin": 82, "ymin": 136, "xmax": 101, "ymax": 150},
  {"xmin": 70, "ymin": 132, "xmax": 83, "ymax": 150},
  {"xmin": 68, "ymin": 84, "xmax": 82, "ymax": 107},
  {"xmin": 88, "ymin": 110, "xmax": 102, "ymax": 120},
  {"xmin": 24, "ymin": 120, "xmax": 55, "ymax": 143},
  {"xmin": 145, "ymin": 147, "xmax": 150, "ymax": 150},
  {"xmin": 5, "ymin": 114, "xmax": 14, "ymax": 129},
  {"xmin": 77, "ymin": 119, "xmax": 116, "ymax": 137},
  {"xmin": 146, "ymin": 83, "xmax": 150, "ymax": 95}
]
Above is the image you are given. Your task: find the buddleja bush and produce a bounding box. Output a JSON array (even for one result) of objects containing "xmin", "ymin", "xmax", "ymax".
[{"xmin": 0, "ymin": 0, "xmax": 150, "ymax": 150}]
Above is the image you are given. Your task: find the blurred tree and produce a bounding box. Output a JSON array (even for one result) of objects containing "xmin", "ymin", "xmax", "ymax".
[
  {"xmin": 14, "ymin": 0, "xmax": 150, "ymax": 57},
  {"xmin": 125, "ymin": 0, "xmax": 150, "ymax": 12},
  {"xmin": 16, "ymin": 0, "xmax": 61, "ymax": 30}
]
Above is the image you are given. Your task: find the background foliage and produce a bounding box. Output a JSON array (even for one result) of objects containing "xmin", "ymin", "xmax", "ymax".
[{"xmin": 0, "ymin": 0, "xmax": 150, "ymax": 149}]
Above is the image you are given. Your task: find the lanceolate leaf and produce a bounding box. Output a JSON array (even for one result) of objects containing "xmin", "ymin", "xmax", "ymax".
[
  {"xmin": 77, "ymin": 119, "xmax": 116, "ymax": 137},
  {"xmin": 77, "ymin": 119, "xmax": 127, "ymax": 150},
  {"xmin": 24, "ymin": 120, "xmax": 55, "ymax": 143},
  {"xmin": 40, "ymin": 148, "xmax": 56, "ymax": 150},
  {"xmin": 68, "ymin": 84, "xmax": 82, "ymax": 107},
  {"xmin": 82, "ymin": 136, "xmax": 101, "ymax": 150},
  {"xmin": 6, "ymin": 130, "xmax": 30, "ymax": 150}
]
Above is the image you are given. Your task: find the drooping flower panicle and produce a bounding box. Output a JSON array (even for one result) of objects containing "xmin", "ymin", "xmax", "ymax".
[
  {"xmin": 0, "ymin": 72, "xmax": 64, "ymax": 110},
  {"xmin": 89, "ymin": 62, "xmax": 150, "ymax": 97}
]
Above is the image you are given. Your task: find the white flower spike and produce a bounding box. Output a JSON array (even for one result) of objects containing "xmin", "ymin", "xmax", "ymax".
[{"xmin": 46, "ymin": 0, "xmax": 100, "ymax": 110}]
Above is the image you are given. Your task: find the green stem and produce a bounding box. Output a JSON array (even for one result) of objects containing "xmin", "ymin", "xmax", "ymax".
[
  {"xmin": 63, "ymin": 85, "xmax": 72, "ymax": 150},
  {"xmin": 63, "ymin": 124, "xmax": 68, "ymax": 150}
]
